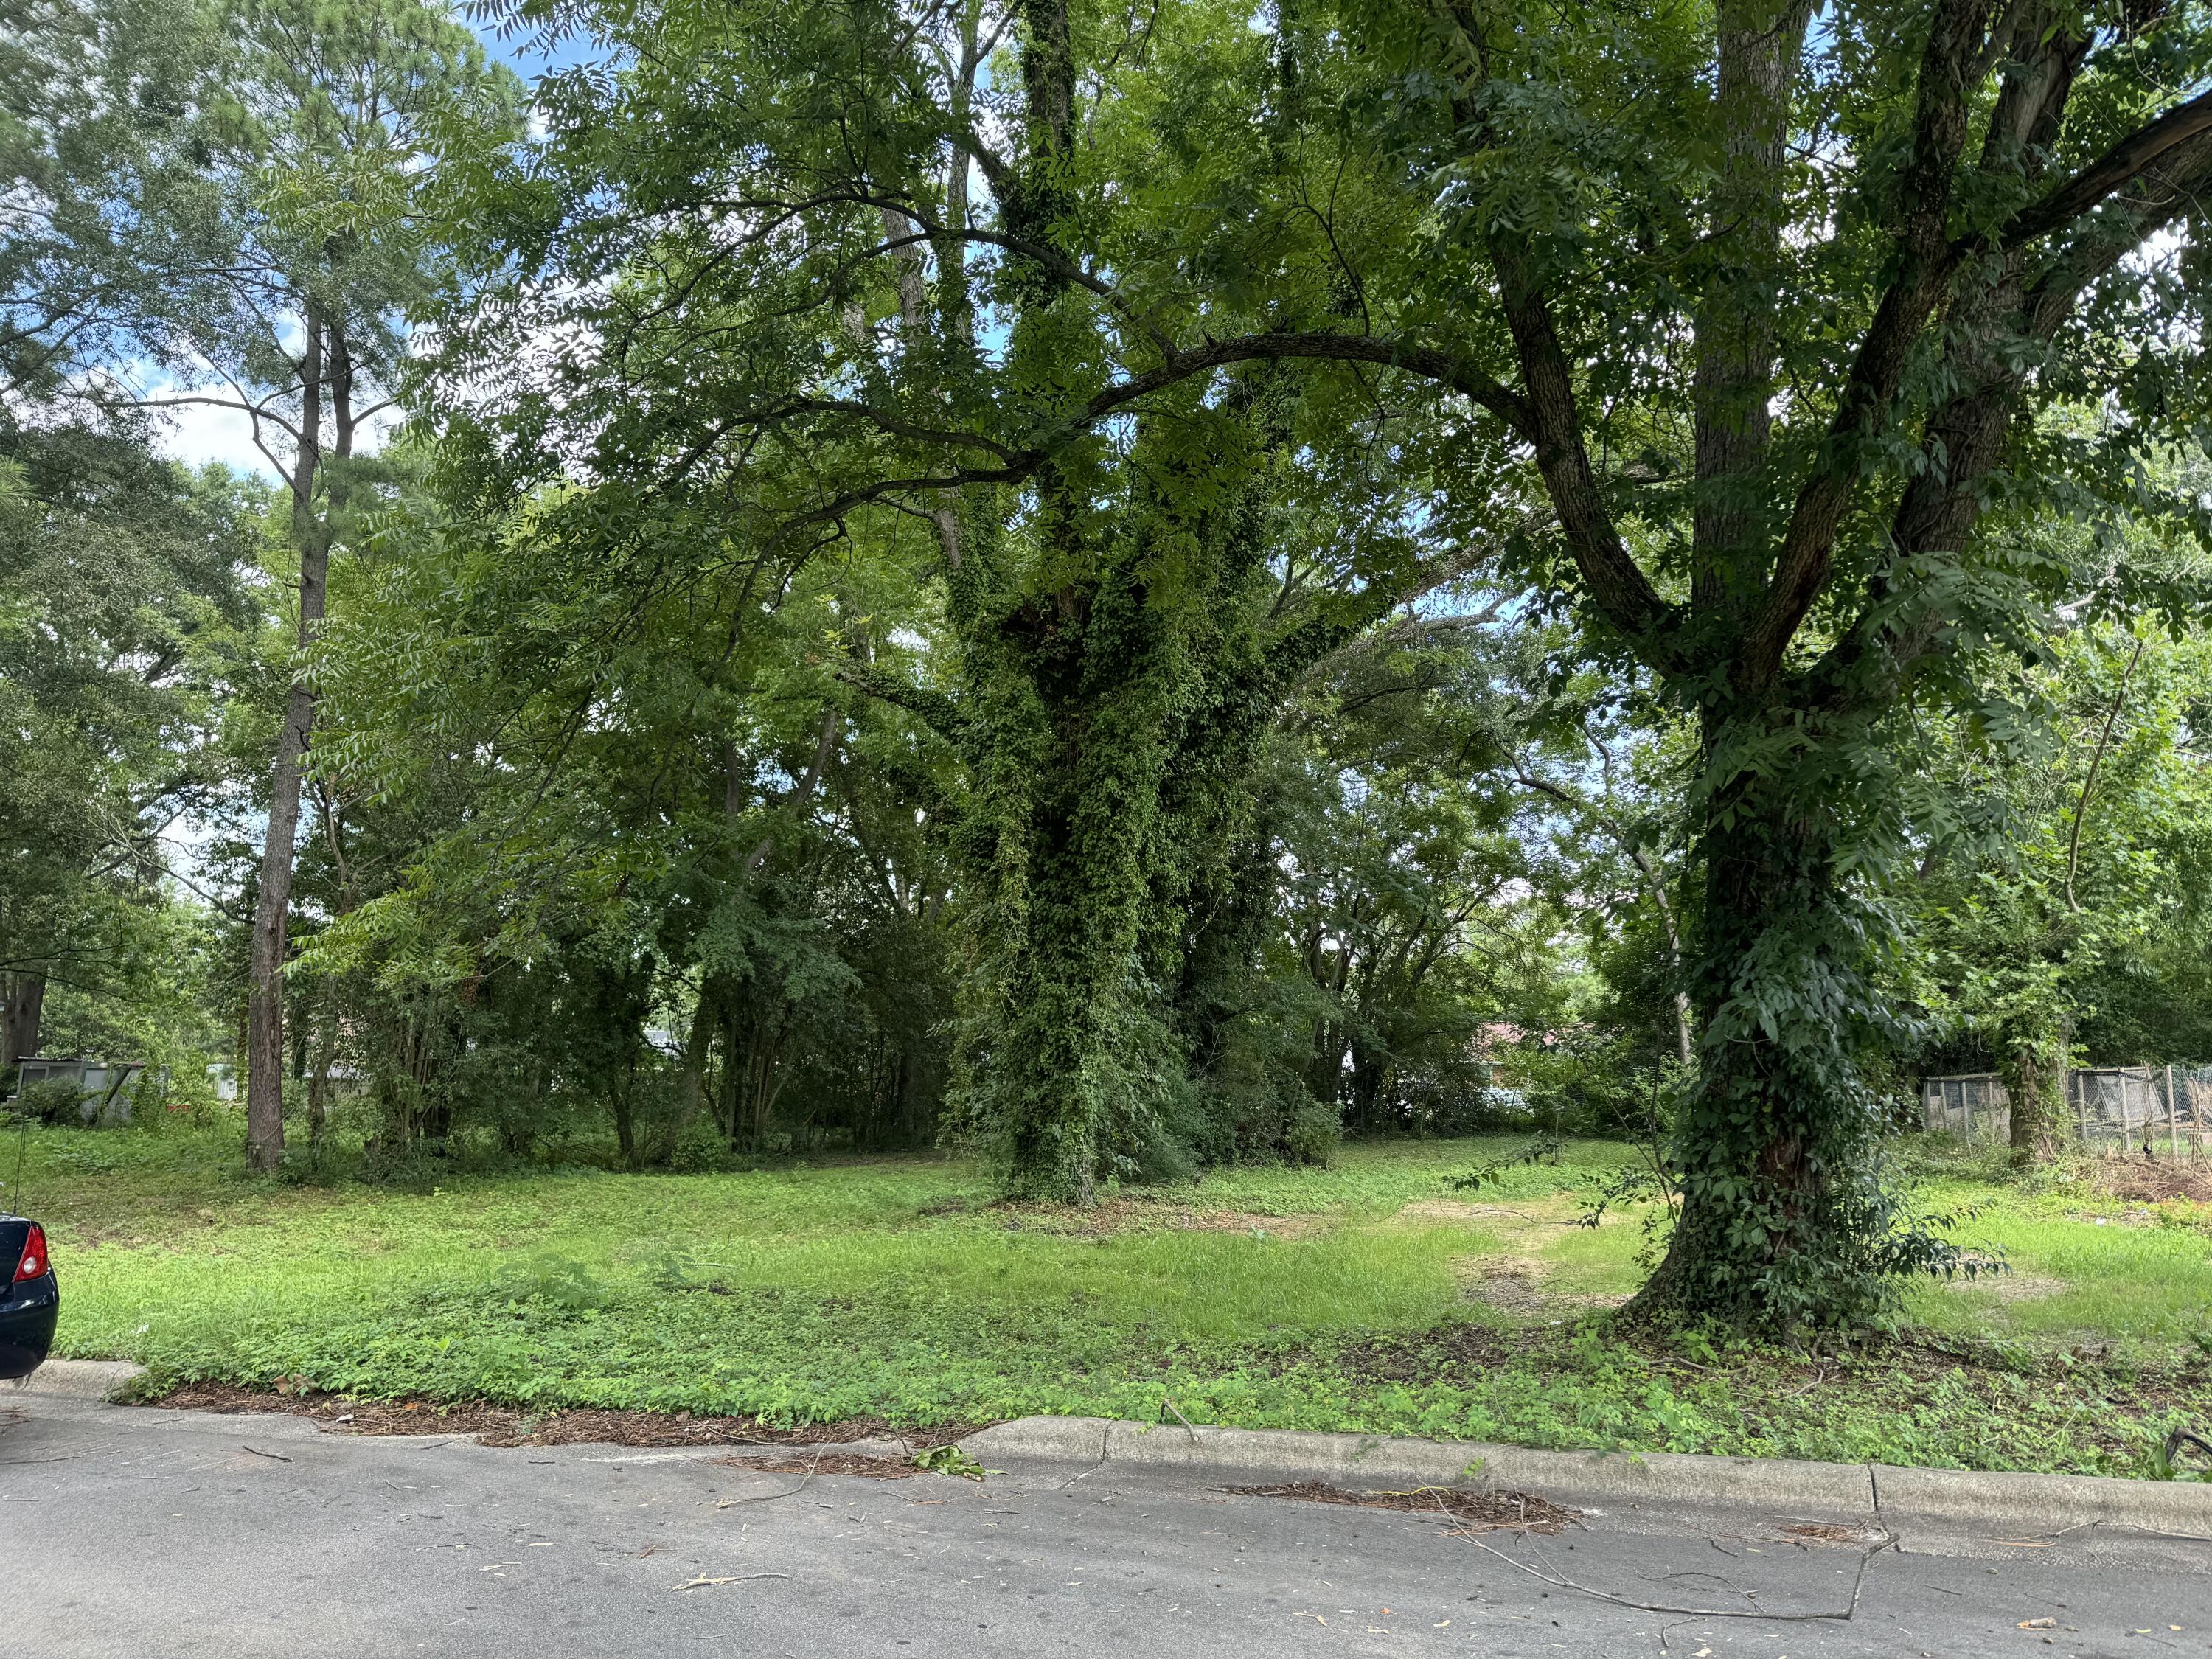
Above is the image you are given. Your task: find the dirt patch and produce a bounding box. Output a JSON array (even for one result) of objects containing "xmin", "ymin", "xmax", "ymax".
[
  {"xmin": 143, "ymin": 1381, "xmax": 984, "ymax": 1451},
  {"xmin": 1447, "ymin": 1253, "xmax": 1629, "ymax": 1317},
  {"xmin": 1335, "ymin": 1320, "xmax": 1523, "ymax": 1383},
  {"xmin": 2055, "ymin": 1200, "xmax": 2208, "ymax": 1231},
  {"xmin": 1227, "ymin": 1481, "xmax": 1575, "ymax": 1534},
  {"xmin": 2087, "ymin": 1158, "xmax": 2212, "ymax": 1205},
  {"xmin": 1396, "ymin": 1198, "xmax": 1564, "ymax": 1225},
  {"xmin": 1165, "ymin": 1209, "xmax": 1324, "ymax": 1237},
  {"xmin": 1458, "ymin": 1262, "xmax": 1552, "ymax": 1314},
  {"xmin": 988, "ymin": 1198, "xmax": 1322, "ymax": 1239},
  {"xmin": 1937, "ymin": 1270, "xmax": 2066, "ymax": 1302}
]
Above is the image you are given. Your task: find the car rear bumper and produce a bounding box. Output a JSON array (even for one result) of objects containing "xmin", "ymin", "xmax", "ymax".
[{"xmin": 0, "ymin": 1276, "xmax": 58, "ymax": 1380}]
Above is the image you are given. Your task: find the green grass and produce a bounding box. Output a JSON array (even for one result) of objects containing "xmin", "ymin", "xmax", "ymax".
[{"xmin": 13, "ymin": 1119, "xmax": 2212, "ymax": 1479}]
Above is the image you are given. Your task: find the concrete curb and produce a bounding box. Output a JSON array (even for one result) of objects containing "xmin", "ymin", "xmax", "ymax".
[
  {"xmin": 958, "ymin": 1416, "xmax": 2212, "ymax": 1537},
  {"xmin": 1872, "ymin": 1461, "xmax": 2212, "ymax": 1534},
  {"xmin": 5, "ymin": 1358, "xmax": 146, "ymax": 1401}
]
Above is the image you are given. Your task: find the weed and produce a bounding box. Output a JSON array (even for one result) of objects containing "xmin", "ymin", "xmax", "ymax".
[
  {"xmin": 2149, "ymin": 1426, "xmax": 2212, "ymax": 1482},
  {"xmin": 911, "ymin": 1444, "xmax": 986, "ymax": 1479},
  {"xmin": 486, "ymin": 1255, "xmax": 611, "ymax": 1314}
]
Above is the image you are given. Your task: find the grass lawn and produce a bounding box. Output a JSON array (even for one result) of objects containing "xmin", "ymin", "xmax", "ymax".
[{"xmin": 14, "ymin": 1120, "xmax": 2212, "ymax": 1478}]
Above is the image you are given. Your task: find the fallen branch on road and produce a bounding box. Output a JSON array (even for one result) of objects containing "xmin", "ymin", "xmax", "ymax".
[{"xmin": 1434, "ymin": 1490, "xmax": 1888, "ymax": 1623}]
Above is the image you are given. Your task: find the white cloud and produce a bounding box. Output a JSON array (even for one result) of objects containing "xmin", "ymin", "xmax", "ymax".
[
  {"xmin": 137, "ymin": 364, "xmax": 403, "ymax": 484},
  {"xmin": 156, "ymin": 393, "xmax": 281, "ymax": 479}
]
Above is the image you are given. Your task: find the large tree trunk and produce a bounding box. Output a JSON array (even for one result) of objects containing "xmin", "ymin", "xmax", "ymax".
[
  {"xmin": 956, "ymin": 534, "xmax": 1183, "ymax": 1200},
  {"xmin": 2, "ymin": 972, "xmax": 46, "ymax": 1070},
  {"xmin": 1630, "ymin": 723, "xmax": 1891, "ymax": 1329},
  {"xmin": 1, "ymin": 969, "xmax": 45, "ymax": 1071},
  {"xmin": 246, "ymin": 314, "xmax": 355, "ymax": 1170}
]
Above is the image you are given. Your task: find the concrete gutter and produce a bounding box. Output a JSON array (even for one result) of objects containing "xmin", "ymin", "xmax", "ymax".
[
  {"xmin": 959, "ymin": 1415, "xmax": 2212, "ymax": 1537},
  {"xmin": 6, "ymin": 1358, "xmax": 145, "ymax": 1402}
]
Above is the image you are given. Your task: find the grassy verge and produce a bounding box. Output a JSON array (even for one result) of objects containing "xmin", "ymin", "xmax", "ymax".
[{"xmin": 14, "ymin": 1120, "xmax": 2212, "ymax": 1478}]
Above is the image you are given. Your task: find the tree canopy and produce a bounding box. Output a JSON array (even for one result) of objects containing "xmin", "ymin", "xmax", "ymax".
[{"xmin": 10, "ymin": 0, "xmax": 2212, "ymax": 1333}]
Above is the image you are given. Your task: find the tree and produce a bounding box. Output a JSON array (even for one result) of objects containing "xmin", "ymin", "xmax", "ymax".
[
  {"xmin": 432, "ymin": 0, "xmax": 1518, "ymax": 1196},
  {"xmin": 428, "ymin": 0, "xmax": 2208, "ymax": 1319},
  {"xmin": 0, "ymin": 0, "xmax": 231, "ymax": 411},
  {"xmin": 1907, "ymin": 610, "xmax": 2212, "ymax": 1157},
  {"xmin": 302, "ymin": 426, "xmax": 966, "ymax": 1163},
  {"xmin": 156, "ymin": 0, "xmax": 518, "ymax": 1168},
  {"xmin": 0, "ymin": 430, "xmax": 258, "ymax": 1070},
  {"xmin": 1340, "ymin": 1, "xmax": 2212, "ymax": 1324}
]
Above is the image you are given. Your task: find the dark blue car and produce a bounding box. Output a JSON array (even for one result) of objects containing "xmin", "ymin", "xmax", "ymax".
[{"xmin": 0, "ymin": 1215, "xmax": 56, "ymax": 1379}]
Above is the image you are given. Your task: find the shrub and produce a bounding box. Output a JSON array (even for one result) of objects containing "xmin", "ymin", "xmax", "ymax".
[
  {"xmin": 668, "ymin": 1114, "xmax": 730, "ymax": 1174},
  {"xmin": 1283, "ymin": 1101, "xmax": 1341, "ymax": 1166},
  {"xmin": 18, "ymin": 1077, "xmax": 89, "ymax": 1127}
]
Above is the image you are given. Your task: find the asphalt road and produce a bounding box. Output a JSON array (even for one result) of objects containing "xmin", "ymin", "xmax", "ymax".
[{"xmin": 7, "ymin": 1392, "xmax": 2210, "ymax": 1658}]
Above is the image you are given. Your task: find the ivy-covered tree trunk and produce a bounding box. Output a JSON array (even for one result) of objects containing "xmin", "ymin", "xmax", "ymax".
[
  {"xmin": 2004, "ymin": 1036, "xmax": 2066, "ymax": 1168},
  {"xmin": 942, "ymin": 442, "xmax": 1393, "ymax": 1193},
  {"xmin": 953, "ymin": 530, "xmax": 1184, "ymax": 1198},
  {"xmin": 1635, "ymin": 719, "xmax": 1899, "ymax": 1326},
  {"xmin": 1170, "ymin": 779, "xmax": 1287, "ymax": 1150}
]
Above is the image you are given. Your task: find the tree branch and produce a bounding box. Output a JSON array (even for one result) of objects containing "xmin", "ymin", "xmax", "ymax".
[
  {"xmin": 1811, "ymin": 128, "xmax": 2212, "ymax": 709},
  {"xmin": 2065, "ymin": 634, "xmax": 2145, "ymax": 913},
  {"xmin": 827, "ymin": 659, "xmax": 967, "ymax": 741},
  {"xmin": 1995, "ymin": 86, "xmax": 2212, "ymax": 251},
  {"xmin": 1430, "ymin": 4, "xmax": 1680, "ymax": 664},
  {"xmin": 1734, "ymin": 0, "xmax": 2001, "ymax": 691},
  {"xmin": 745, "ymin": 704, "xmax": 840, "ymax": 873}
]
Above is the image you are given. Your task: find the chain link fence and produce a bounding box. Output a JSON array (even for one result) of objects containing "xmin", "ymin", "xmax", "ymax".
[{"xmin": 1921, "ymin": 1065, "xmax": 2211, "ymax": 1157}]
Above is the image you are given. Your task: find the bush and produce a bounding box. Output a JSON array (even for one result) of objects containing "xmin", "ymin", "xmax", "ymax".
[
  {"xmin": 356, "ymin": 1137, "xmax": 451, "ymax": 1191},
  {"xmin": 271, "ymin": 1137, "xmax": 357, "ymax": 1188},
  {"xmin": 1283, "ymin": 1101, "xmax": 1340, "ymax": 1166},
  {"xmin": 1503, "ymin": 1034, "xmax": 1685, "ymax": 1139},
  {"xmin": 668, "ymin": 1113, "xmax": 730, "ymax": 1174},
  {"xmin": 484, "ymin": 1253, "xmax": 611, "ymax": 1314},
  {"xmin": 18, "ymin": 1077, "xmax": 89, "ymax": 1127}
]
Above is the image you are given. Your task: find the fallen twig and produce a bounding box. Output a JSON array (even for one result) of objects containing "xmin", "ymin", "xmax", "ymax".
[
  {"xmin": 674, "ymin": 1573, "xmax": 788, "ymax": 1590},
  {"xmin": 241, "ymin": 1445, "xmax": 293, "ymax": 1462},
  {"xmin": 706, "ymin": 1445, "xmax": 824, "ymax": 1505},
  {"xmin": 1434, "ymin": 1492, "xmax": 1884, "ymax": 1622}
]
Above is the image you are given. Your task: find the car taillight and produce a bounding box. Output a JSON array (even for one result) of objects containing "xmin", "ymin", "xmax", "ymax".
[{"xmin": 13, "ymin": 1223, "xmax": 46, "ymax": 1281}]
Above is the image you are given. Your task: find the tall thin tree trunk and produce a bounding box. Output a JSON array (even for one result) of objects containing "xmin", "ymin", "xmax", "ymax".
[
  {"xmin": 307, "ymin": 1001, "xmax": 337, "ymax": 1143},
  {"xmin": 679, "ymin": 992, "xmax": 714, "ymax": 1127},
  {"xmin": 611, "ymin": 1073, "xmax": 636, "ymax": 1166},
  {"xmin": 246, "ymin": 313, "xmax": 356, "ymax": 1170}
]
